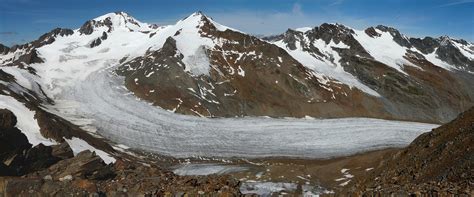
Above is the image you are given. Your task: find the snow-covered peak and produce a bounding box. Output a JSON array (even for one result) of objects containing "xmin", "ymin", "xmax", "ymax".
[
  {"xmin": 176, "ymin": 11, "xmax": 233, "ymax": 32},
  {"xmin": 438, "ymin": 35, "xmax": 453, "ymax": 46},
  {"xmin": 92, "ymin": 11, "xmax": 132, "ymax": 21},
  {"xmin": 79, "ymin": 11, "xmax": 151, "ymax": 34},
  {"xmin": 295, "ymin": 27, "xmax": 313, "ymax": 33}
]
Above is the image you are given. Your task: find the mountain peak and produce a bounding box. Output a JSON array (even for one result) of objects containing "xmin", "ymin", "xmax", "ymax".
[
  {"xmin": 179, "ymin": 11, "xmax": 210, "ymax": 23},
  {"xmin": 374, "ymin": 24, "xmax": 412, "ymax": 47},
  {"xmin": 176, "ymin": 11, "xmax": 232, "ymax": 32},
  {"xmin": 93, "ymin": 11, "xmax": 132, "ymax": 21},
  {"xmin": 317, "ymin": 23, "xmax": 354, "ymax": 35},
  {"xmin": 438, "ymin": 35, "xmax": 453, "ymax": 46},
  {"xmin": 79, "ymin": 11, "xmax": 150, "ymax": 35}
]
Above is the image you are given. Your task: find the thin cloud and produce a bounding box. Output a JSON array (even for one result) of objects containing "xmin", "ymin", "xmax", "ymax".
[
  {"xmin": 0, "ymin": 32, "xmax": 18, "ymax": 35},
  {"xmin": 292, "ymin": 3, "xmax": 303, "ymax": 15},
  {"xmin": 329, "ymin": 0, "xmax": 344, "ymax": 6},
  {"xmin": 437, "ymin": 0, "xmax": 474, "ymax": 7}
]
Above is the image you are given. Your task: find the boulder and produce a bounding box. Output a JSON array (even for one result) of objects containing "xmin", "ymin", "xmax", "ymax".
[
  {"xmin": 23, "ymin": 144, "xmax": 61, "ymax": 173},
  {"xmin": 48, "ymin": 150, "xmax": 115, "ymax": 180},
  {"xmin": 51, "ymin": 142, "xmax": 74, "ymax": 160},
  {"xmin": 4, "ymin": 144, "xmax": 61, "ymax": 176},
  {"xmin": 0, "ymin": 109, "xmax": 16, "ymax": 129}
]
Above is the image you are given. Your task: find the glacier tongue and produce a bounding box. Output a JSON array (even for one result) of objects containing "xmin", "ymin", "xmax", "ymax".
[{"xmin": 46, "ymin": 63, "xmax": 438, "ymax": 159}]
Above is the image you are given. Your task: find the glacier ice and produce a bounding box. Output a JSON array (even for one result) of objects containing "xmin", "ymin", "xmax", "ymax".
[{"xmin": 47, "ymin": 66, "xmax": 438, "ymax": 159}]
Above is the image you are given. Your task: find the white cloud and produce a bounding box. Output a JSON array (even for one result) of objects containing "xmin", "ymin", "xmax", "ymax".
[{"xmin": 437, "ymin": 0, "xmax": 474, "ymax": 7}]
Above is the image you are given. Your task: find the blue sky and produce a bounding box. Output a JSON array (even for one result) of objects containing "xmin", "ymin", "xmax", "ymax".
[{"xmin": 0, "ymin": 0, "xmax": 473, "ymax": 46}]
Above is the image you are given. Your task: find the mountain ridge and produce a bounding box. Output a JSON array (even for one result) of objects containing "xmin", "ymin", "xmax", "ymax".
[{"xmin": 0, "ymin": 11, "xmax": 473, "ymax": 123}]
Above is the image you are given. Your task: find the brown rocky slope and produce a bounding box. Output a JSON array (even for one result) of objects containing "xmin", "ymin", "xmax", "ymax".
[{"xmin": 346, "ymin": 107, "xmax": 474, "ymax": 196}]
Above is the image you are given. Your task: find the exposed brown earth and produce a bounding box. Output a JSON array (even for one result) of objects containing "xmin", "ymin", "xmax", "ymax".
[{"xmin": 230, "ymin": 149, "xmax": 398, "ymax": 193}]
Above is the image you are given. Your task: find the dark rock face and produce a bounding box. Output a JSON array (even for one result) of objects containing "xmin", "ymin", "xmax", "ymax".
[
  {"xmin": 89, "ymin": 38, "xmax": 102, "ymax": 48},
  {"xmin": 436, "ymin": 38, "xmax": 474, "ymax": 72},
  {"xmin": 310, "ymin": 23, "xmax": 354, "ymax": 44},
  {"xmin": 280, "ymin": 29, "xmax": 304, "ymax": 50},
  {"xmin": 409, "ymin": 37, "xmax": 439, "ymax": 54},
  {"xmin": 79, "ymin": 11, "xmax": 142, "ymax": 35},
  {"xmin": 408, "ymin": 36, "xmax": 474, "ymax": 72},
  {"xmin": 79, "ymin": 18, "xmax": 113, "ymax": 35},
  {"xmin": 0, "ymin": 109, "xmax": 103, "ymax": 177},
  {"xmin": 0, "ymin": 109, "xmax": 63, "ymax": 176},
  {"xmin": 2, "ymin": 144, "xmax": 62, "ymax": 176},
  {"xmin": 0, "ymin": 109, "xmax": 32, "ymax": 173},
  {"xmin": 0, "ymin": 109, "xmax": 17, "ymax": 130},
  {"xmin": 100, "ymin": 31, "xmax": 108, "ymax": 40},
  {"xmin": 78, "ymin": 20, "xmax": 95, "ymax": 35},
  {"xmin": 0, "ymin": 44, "xmax": 9, "ymax": 55},
  {"xmin": 306, "ymin": 23, "xmax": 371, "ymax": 58},
  {"xmin": 89, "ymin": 32, "xmax": 108, "ymax": 48},
  {"xmin": 35, "ymin": 28, "xmax": 74, "ymax": 47},
  {"xmin": 364, "ymin": 27, "xmax": 381, "ymax": 38},
  {"xmin": 375, "ymin": 25, "xmax": 412, "ymax": 47},
  {"xmin": 22, "ymin": 144, "xmax": 62, "ymax": 173},
  {"xmin": 0, "ymin": 28, "xmax": 73, "ymax": 67}
]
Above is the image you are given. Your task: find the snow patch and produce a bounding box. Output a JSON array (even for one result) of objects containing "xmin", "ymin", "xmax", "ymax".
[
  {"xmin": 240, "ymin": 182, "xmax": 297, "ymax": 196},
  {"xmin": 273, "ymin": 38, "xmax": 380, "ymax": 97},
  {"xmin": 0, "ymin": 95, "xmax": 55, "ymax": 146},
  {"xmin": 173, "ymin": 163, "xmax": 248, "ymax": 176},
  {"xmin": 353, "ymin": 29, "xmax": 415, "ymax": 74},
  {"xmin": 295, "ymin": 27, "xmax": 313, "ymax": 32},
  {"xmin": 65, "ymin": 137, "xmax": 116, "ymax": 164}
]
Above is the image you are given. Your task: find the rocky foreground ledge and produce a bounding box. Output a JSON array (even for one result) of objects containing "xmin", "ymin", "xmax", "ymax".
[{"xmin": 0, "ymin": 109, "xmax": 240, "ymax": 196}]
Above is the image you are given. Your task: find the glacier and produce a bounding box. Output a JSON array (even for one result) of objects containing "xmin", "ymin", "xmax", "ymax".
[{"xmin": 46, "ymin": 64, "xmax": 438, "ymax": 159}]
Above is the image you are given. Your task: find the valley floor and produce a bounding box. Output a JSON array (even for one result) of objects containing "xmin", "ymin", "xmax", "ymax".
[{"xmin": 167, "ymin": 148, "xmax": 399, "ymax": 195}]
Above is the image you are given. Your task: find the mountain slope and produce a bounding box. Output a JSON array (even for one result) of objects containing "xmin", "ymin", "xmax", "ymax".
[
  {"xmin": 350, "ymin": 107, "xmax": 473, "ymax": 195},
  {"xmin": 116, "ymin": 12, "xmax": 386, "ymax": 118},
  {"xmin": 265, "ymin": 24, "xmax": 474, "ymax": 123}
]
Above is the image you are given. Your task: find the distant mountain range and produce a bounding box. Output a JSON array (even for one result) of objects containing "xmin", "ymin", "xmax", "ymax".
[{"xmin": 0, "ymin": 11, "xmax": 473, "ymax": 126}]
